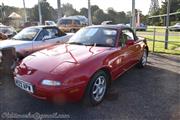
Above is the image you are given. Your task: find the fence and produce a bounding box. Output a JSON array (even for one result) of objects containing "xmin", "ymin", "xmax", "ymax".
[{"xmin": 136, "ymin": 27, "xmax": 180, "ymax": 55}]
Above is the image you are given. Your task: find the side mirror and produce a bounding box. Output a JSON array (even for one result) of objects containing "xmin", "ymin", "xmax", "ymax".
[{"xmin": 125, "ymin": 39, "xmax": 135, "ymax": 46}]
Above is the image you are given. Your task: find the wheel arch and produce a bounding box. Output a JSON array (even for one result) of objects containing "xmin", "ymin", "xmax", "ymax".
[{"xmin": 88, "ymin": 66, "xmax": 112, "ymax": 87}]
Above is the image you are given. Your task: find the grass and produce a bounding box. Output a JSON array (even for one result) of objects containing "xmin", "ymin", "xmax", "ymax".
[
  {"xmin": 147, "ymin": 26, "xmax": 166, "ymax": 32},
  {"xmin": 142, "ymin": 35, "xmax": 180, "ymax": 55}
]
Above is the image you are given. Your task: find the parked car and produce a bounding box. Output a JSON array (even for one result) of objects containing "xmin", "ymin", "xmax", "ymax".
[
  {"xmin": 57, "ymin": 17, "xmax": 87, "ymax": 33},
  {"xmin": 14, "ymin": 25, "xmax": 148, "ymax": 106},
  {"xmin": 0, "ymin": 26, "xmax": 73, "ymax": 59},
  {"xmin": 0, "ymin": 25, "xmax": 17, "ymax": 38},
  {"xmin": 0, "ymin": 32, "xmax": 8, "ymax": 40},
  {"xmin": 169, "ymin": 23, "xmax": 180, "ymax": 31},
  {"xmin": 45, "ymin": 21, "xmax": 56, "ymax": 26},
  {"xmin": 101, "ymin": 21, "xmax": 113, "ymax": 25},
  {"xmin": 20, "ymin": 21, "xmax": 39, "ymax": 29},
  {"xmin": 136, "ymin": 23, "xmax": 147, "ymax": 31}
]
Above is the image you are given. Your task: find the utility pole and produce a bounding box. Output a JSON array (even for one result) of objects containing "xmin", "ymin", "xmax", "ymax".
[
  {"xmin": 57, "ymin": 0, "xmax": 62, "ymax": 20},
  {"xmin": 23, "ymin": 0, "xmax": 27, "ymax": 22},
  {"xmin": 38, "ymin": 0, "xmax": 42, "ymax": 25},
  {"xmin": 88, "ymin": 0, "xmax": 92, "ymax": 25},
  {"xmin": 132, "ymin": 0, "xmax": 136, "ymax": 32},
  {"xmin": 0, "ymin": 3, "xmax": 3, "ymax": 22},
  {"xmin": 0, "ymin": 3, "xmax": 5, "ymax": 22},
  {"xmin": 165, "ymin": 0, "xmax": 170, "ymax": 49}
]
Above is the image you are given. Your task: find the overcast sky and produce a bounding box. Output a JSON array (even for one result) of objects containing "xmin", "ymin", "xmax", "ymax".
[{"xmin": 0, "ymin": 0, "xmax": 164, "ymax": 15}]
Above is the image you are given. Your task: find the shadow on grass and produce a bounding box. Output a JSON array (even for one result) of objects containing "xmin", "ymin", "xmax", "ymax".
[{"xmin": 150, "ymin": 51, "xmax": 180, "ymax": 55}]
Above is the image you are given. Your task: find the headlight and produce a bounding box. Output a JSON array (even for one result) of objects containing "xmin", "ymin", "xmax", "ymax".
[{"xmin": 41, "ymin": 80, "xmax": 61, "ymax": 86}]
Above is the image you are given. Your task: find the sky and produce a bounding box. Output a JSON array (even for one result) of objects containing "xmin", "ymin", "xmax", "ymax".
[{"xmin": 0, "ymin": 0, "xmax": 164, "ymax": 15}]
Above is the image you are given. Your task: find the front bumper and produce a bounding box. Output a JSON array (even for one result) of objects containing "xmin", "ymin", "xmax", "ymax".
[
  {"xmin": 31, "ymin": 85, "xmax": 85, "ymax": 103},
  {"xmin": 14, "ymin": 76, "xmax": 86, "ymax": 103}
]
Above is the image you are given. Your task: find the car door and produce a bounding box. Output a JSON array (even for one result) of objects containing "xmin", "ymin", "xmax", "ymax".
[
  {"xmin": 110, "ymin": 32, "xmax": 130, "ymax": 79},
  {"xmin": 119, "ymin": 29, "xmax": 141, "ymax": 70},
  {"xmin": 32, "ymin": 28, "xmax": 65, "ymax": 51}
]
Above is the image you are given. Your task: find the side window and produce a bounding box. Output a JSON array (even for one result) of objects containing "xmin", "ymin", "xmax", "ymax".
[
  {"xmin": 36, "ymin": 30, "xmax": 45, "ymax": 41},
  {"xmin": 48, "ymin": 28, "xmax": 59, "ymax": 38},
  {"xmin": 36, "ymin": 28, "xmax": 58, "ymax": 41},
  {"xmin": 66, "ymin": 20, "xmax": 72, "ymax": 25},
  {"xmin": 119, "ymin": 29, "xmax": 135, "ymax": 47},
  {"xmin": 74, "ymin": 20, "xmax": 80, "ymax": 25}
]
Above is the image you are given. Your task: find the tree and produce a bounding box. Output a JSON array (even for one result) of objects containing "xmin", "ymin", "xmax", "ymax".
[
  {"xmin": 91, "ymin": 5, "xmax": 100, "ymax": 16},
  {"xmin": 106, "ymin": 8, "xmax": 117, "ymax": 23},
  {"xmin": 160, "ymin": 0, "xmax": 180, "ymax": 14},
  {"xmin": 80, "ymin": 8, "xmax": 88, "ymax": 17},
  {"xmin": 93, "ymin": 9, "xmax": 108, "ymax": 24},
  {"xmin": 159, "ymin": 0, "xmax": 180, "ymax": 24},
  {"xmin": 62, "ymin": 3, "xmax": 79, "ymax": 17},
  {"xmin": 116, "ymin": 11, "xmax": 129, "ymax": 24},
  {"xmin": 31, "ymin": 0, "xmax": 56, "ymax": 22}
]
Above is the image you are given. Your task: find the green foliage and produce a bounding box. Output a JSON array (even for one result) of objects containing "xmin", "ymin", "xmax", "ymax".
[
  {"xmin": 80, "ymin": 8, "xmax": 88, "ymax": 18},
  {"xmin": 150, "ymin": 0, "xmax": 180, "ymax": 26},
  {"xmin": 62, "ymin": 3, "xmax": 79, "ymax": 17},
  {"xmin": 30, "ymin": 0, "xmax": 56, "ymax": 22},
  {"xmin": 1, "ymin": 1, "xmax": 147, "ymax": 25},
  {"xmin": 91, "ymin": 6, "xmax": 131, "ymax": 25}
]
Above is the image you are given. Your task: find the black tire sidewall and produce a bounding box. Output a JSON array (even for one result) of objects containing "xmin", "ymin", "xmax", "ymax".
[
  {"xmin": 138, "ymin": 49, "xmax": 147, "ymax": 68},
  {"xmin": 85, "ymin": 70, "xmax": 109, "ymax": 106}
]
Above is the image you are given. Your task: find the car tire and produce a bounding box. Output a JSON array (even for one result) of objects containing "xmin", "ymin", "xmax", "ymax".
[
  {"xmin": 83, "ymin": 70, "xmax": 109, "ymax": 106},
  {"xmin": 138, "ymin": 48, "xmax": 148, "ymax": 68}
]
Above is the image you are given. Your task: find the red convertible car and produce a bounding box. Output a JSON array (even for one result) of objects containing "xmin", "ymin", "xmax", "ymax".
[{"xmin": 14, "ymin": 25, "xmax": 148, "ymax": 106}]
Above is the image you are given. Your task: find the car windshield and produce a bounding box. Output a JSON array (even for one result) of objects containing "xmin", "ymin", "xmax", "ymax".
[
  {"xmin": 0, "ymin": 27, "xmax": 14, "ymax": 35},
  {"xmin": 68, "ymin": 27, "xmax": 117, "ymax": 47},
  {"xmin": 175, "ymin": 23, "xmax": 180, "ymax": 26},
  {"xmin": 13, "ymin": 28, "xmax": 40, "ymax": 41}
]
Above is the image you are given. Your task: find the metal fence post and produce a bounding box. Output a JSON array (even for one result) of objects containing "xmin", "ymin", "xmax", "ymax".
[{"xmin": 153, "ymin": 28, "xmax": 156, "ymax": 52}]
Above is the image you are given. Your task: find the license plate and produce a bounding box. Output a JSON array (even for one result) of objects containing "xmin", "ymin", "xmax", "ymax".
[{"xmin": 15, "ymin": 78, "xmax": 34, "ymax": 93}]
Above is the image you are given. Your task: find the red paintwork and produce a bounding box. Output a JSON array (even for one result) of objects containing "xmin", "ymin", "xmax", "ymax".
[{"xmin": 14, "ymin": 26, "xmax": 148, "ymax": 103}]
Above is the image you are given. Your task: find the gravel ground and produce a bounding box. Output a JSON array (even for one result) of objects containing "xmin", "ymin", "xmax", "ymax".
[{"xmin": 0, "ymin": 53, "xmax": 180, "ymax": 120}]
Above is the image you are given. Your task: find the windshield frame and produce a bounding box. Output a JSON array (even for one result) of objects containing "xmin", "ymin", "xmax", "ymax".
[
  {"xmin": 67, "ymin": 27, "xmax": 118, "ymax": 47},
  {"xmin": 13, "ymin": 28, "xmax": 41, "ymax": 41}
]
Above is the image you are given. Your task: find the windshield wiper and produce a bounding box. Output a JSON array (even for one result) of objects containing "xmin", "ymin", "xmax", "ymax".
[
  {"xmin": 85, "ymin": 43, "xmax": 112, "ymax": 47},
  {"xmin": 84, "ymin": 43, "xmax": 96, "ymax": 46},
  {"xmin": 68, "ymin": 42, "xmax": 85, "ymax": 45}
]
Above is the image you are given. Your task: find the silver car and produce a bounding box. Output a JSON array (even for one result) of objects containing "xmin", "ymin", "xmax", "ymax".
[
  {"xmin": 169, "ymin": 23, "xmax": 180, "ymax": 31},
  {"xmin": 0, "ymin": 26, "xmax": 73, "ymax": 59}
]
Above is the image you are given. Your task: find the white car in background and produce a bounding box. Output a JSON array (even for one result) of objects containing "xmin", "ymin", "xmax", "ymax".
[
  {"xmin": 169, "ymin": 23, "xmax": 180, "ymax": 31},
  {"xmin": 45, "ymin": 21, "xmax": 57, "ymax": 26},
  {"xmin": 0, "ymin": 26, "xmax": 73, "ymax": 59},
  {"xmin": 0, "ymin": 24, "xmax": 17, "ymax": 38}
]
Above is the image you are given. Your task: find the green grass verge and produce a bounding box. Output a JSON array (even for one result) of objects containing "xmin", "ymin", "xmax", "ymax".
[{"xmin": 143, "ymin": 35, "xmax": 180, "ymax": 55}]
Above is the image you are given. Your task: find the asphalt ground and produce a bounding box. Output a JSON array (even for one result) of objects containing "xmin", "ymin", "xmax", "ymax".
[{"xmin": 0, "ymin": 53, "xmax": 180, "ymax": 120}]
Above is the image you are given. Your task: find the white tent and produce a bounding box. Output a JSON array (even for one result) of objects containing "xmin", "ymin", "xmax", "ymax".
[{"xmin": 8, "ymin": 12, "xmax": 22, "ymax": 19}]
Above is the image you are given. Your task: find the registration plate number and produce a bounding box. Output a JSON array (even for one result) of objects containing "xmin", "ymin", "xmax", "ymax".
[{"xmin": 15, "ymin": 78, "xmax": 34, "ymax": 93}]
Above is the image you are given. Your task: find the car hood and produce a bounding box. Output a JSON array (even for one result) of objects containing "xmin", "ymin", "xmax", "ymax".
[
  {"xmin": 0, "ymin": 39, "xmax": 31, "ymax": 48},
  {"xmin": 22, "ymin": 44, "xmax": 110, "ymax": 74}
]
